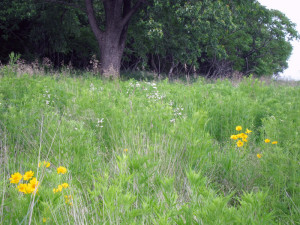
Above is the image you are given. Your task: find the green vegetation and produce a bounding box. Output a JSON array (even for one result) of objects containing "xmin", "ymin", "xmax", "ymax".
[
  {"xmin": 1, "ymin": 0, "xmax": 299, "ymax": 77},
  {"xmin": 1, "ymin": 65, "xmax": 299, "ymax": 224}
]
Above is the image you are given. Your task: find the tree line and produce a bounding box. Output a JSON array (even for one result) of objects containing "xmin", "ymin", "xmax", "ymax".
[{"xmin": 0, "ymin": 0, "xmax": 299, "ymax": 78}]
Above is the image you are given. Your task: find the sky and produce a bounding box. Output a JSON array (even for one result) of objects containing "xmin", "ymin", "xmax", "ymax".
[{"xmin": 258, "ymin": 0, "xmax": 300, "ymax": 80}]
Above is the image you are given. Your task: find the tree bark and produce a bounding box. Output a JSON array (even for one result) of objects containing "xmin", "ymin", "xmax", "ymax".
[
  {"xmin": 99, "ymin": 37, "xmax": 123, "ymax": 78},
  {"xmin": 85, "ymin": 0, "xmax": 145, "ymax": 78}
]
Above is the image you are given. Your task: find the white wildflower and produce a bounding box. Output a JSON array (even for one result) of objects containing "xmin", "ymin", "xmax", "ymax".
[{"xmin": 96, "ymin": 118, "xmax": 104, "ymax": 128}]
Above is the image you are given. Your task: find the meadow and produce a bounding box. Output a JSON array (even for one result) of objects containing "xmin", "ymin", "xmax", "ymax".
[{"xmin": 0, "ymin": 65, "xmax": 299, "ymax": 224}]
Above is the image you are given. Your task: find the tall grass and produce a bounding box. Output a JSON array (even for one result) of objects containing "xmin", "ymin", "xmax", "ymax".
[{"xmin": 0, "ymin": 65, "xmax": 299, "ymax": 224}]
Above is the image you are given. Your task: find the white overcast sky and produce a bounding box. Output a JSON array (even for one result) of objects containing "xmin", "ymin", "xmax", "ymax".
[{"xmin": 258, "ymin": 0, "xmax": 300, "ymax": 80}]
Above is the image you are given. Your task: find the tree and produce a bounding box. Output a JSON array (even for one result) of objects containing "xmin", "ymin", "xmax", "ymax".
[
  {"xmin": 124, "ymin": 0, "xmax": 234, "ymax": 77},
  {"xmin": 124, "ymin": 0, "xmax": 298, "ymax": 77},
  {"xmin": 43, "ymin": 0, "xmax": 147, "ymax": 77},
  {"xmin": 0, "ymin": 0, "xmax": 96, "ymax": 66},
  {"xmin": 83, "ymin": 0, "xmax": 146, "ymax": 77},
  {"xmin": 0, "ymin": 0, "xmax": 35, "ymax": 61},
  {"xmin": 218, "ymin": 0, "xmax": 299, "ymax": 76},
  {"xmin": 1, "ymin": 0, "xmax": 147, "ymax": 77},
  {"xmin": 1, "ymin": 0, "xmax": 298, "ymax": 78}
]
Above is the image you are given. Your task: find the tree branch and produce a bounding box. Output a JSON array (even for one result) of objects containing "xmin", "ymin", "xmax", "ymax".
[
  {"xmin": 85, "ymin": 0, "xmax": 104, "ymax": 42},
  {"xmin": 121, "ymin": 0, "xmax": 146, "ymax": 27}
]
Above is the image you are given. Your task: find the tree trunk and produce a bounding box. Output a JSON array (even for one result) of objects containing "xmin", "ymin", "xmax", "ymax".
[
  {"xmin": 99, "ymin": 31, "xmax": 126, "ymax": 78},
  {"xmin": 100, "ymin": 43, "xmax": 122, "ymax": 78},
  {"xmin": 85, "ymin": 0, "xmax": 145, "ymax": 78}
]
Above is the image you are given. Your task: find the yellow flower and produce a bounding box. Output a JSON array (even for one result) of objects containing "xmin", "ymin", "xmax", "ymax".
[
  {"xmin": 272, "ymin": 141, "xmax": 278, "ymax": 144},
  {"xmin": 230, "ymin": 135, "xmax": 238, "ymax": 140},
  {"xmin": 39, "ymin": 161, "xmax": 51, "ymax": 168},
  {"xmin": 18, "ymin": 183, "xmax": 29, "ymax": 194},
  {"xmin": 53, "ymin": 183, "xmax": 67, "ymax": 193},
  {"xmin": 29, "ymin": 177, "xmax": 38, "ymax": 184},
  {"xmin": 9, "ymin": 172, "xmax": 22, "ymax": 184},
  {"xmin": 242, "ymin": 138, "xmax": 248, "ymax": 142},
  {"xmin": 53, "ymin": 184, "xmax": 63, "ymax": 193},
  {"xmin": 23, "ymin": 171, "xmax": 34, "ymax": 181},
  {"xmin": 236, "ymin": 133, "xmax": 241, "ymax": 138},
  {"xmin": 236, "ymin": 126, "xmax": 242, "ymax": 131},
  {"xmin": 65, "ymin": 195, "xmax": 73, "ymax": 206},
  {"xmin": 264, "ymin": 139, "xmax": 270, "ymax": 143},
  {"xmin": 57, "ymin": 166, "xmax": 67, "ymax": 174},
  {"xmin": 26, "ymin": 186, "xmax": 34, "ymax": 194},
  {"xmin": 25, "ymin": 186, "xmax": 32, "ymax": 194},
  {"xmin": 57, "ymin": 185, "xmax": 63, "ymax": 192},
  {"xmin": 28, "ymin": 178, "xmax": 39, "ymax": 193},
  {"xmin": 245, "ymin": 129, "xmax": 252, "ymax": 134},
  {"xmin": 43, "ymin": 218, "xmax": 47, "ymax": 223},
  {"xmin": 257, "ymin": 154, "xmax": 262, "ymax": 159},
  {"xmin": 237, "ymin": 140, "xmax": 244, "ymax": 147},
  {"xmin": 65, "ymin": 195, "xmax": 72, "ymax": 200},
  {"xmin": 124, "ymin": 148, "xmax": 128, "ymax": 152},
  {"xmin": 62, "ymin": 183, "xmax": 69, "ymax": 188},
  {"xmin": 240, "ymin": 133, "xmax": 248, "ymax": 139}
]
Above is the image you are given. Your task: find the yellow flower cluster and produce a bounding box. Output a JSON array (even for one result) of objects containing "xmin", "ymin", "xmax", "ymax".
[
  {"xmin": 53, "ymin": 166, "xmax": 69, "ymax": 193},
  {"xmin": 65, "ymin": 195, "xmax": 73, "ymax": 206},
  {"xmin": 9, "ymin": 162, "xmax": 70, "ymax": 196},
  {"xmin": 18, "ymin": 178, "xmax": 39, "ymax": 194},
  {"xmin": 256, "ymin": 139, "xmax": 277, "ymax": 158},
  {"xmin": 53, "ymin": 183, "xmax": 69, "ymax": 193},
  {"xmin": 9, "ymin": 171, "xmax": 39, "ymax": 194},
  {"xmin": 9, "ymin": 162, "xmax": 73, "ymax": 215},
  {"xmin": 265, "ymin": 139, "xmax": 278, "ymax": 144},
  {"xmin": 230, "ymin": 127, "xmax": 278, "ymax": 159},
  {"xmin": 230, "ymin": 126, "xmax": 252, "ymax": 147}
]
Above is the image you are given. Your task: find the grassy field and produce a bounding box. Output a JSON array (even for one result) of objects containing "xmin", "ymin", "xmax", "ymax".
[{"xmin": 0, "ymin": 66, "xmax": 300, "ymax": 224}]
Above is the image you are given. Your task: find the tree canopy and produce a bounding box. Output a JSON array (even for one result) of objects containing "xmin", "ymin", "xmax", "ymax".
[{"xmin": 0, "ymin": 0, "xmax": 299, "ymax": 77}]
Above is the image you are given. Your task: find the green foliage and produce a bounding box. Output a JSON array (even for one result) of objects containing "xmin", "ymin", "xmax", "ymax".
[
  {"xmin": 0, "ymin": 0, "xmax": 96, "ymax": 66},
  {"xmin": 126, "ymin": 0, "xmax": 234, "ymax": 73},
  {"xmin": 0, "ymin": 0, "xmax": 299, "ymax": 77},
  {"xmin": 221, "ymin": 1, "xmax": 298, "ymax": 76},
  {"xmin": 125, "ymin": 0, "xmax": 299, "ymax": 77}
]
